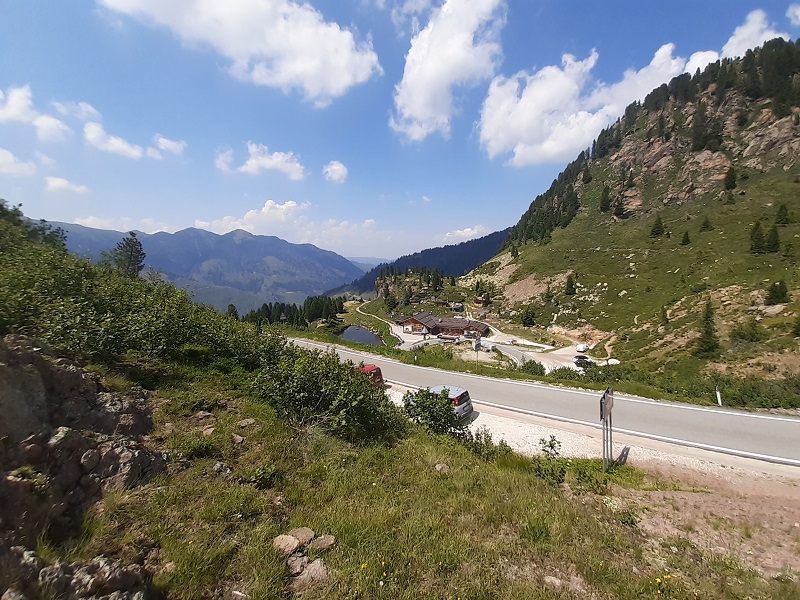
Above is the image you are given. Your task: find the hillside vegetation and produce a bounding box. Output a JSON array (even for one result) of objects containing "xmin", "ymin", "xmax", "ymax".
[
  {"xmin": 4, "ymin": 202, "xmax": 800, "ymax": 598},
  {"xmin": 461, "ymin": 38, "xmax": 800, "ymax": 400}
]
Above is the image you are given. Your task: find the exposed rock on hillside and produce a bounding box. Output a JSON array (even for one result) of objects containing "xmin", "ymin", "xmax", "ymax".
[{"xmin": 0, "ymin": 335, "xmax": 166, "ymax": 597}]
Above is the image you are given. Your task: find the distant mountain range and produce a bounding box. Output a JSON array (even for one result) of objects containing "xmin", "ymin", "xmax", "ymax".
[
  {"xmin": 52, "ymin": 222, "xmax": 364, "ymax": 312},
  {"xmin": 345, "ymin": 256, "xmax": 393, "ymax": 272},
  {"xmin": 327, "ymin": 228, "xmax": 511, "ymax": 296}
]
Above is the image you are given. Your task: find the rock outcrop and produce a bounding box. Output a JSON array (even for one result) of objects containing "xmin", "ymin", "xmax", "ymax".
[{"xmin": 0, "ymin": 335, "xmax": 167, "ymax": 597}]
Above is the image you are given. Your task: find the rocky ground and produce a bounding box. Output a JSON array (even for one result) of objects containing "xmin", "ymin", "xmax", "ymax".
[{"xmin": 0, "ymin": 335, "xmax": 167, "ymax": 599}]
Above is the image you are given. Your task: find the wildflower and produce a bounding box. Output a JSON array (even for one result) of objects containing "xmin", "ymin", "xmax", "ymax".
[{"xmin": 361, "ymin": 563, "xmax": 366, "ymax": 569}]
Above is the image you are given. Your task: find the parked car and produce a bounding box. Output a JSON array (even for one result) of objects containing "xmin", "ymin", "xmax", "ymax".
[
  {"xmin": 573, "ymin": 355, "xmax": 593, "ymax": 369},
  {"xmin": 358, "ymin": 364, "xmax": 384, "ymax": 386},
  {"xmin": 428, "ymin": 385, "xmax": 474, "ymax": 420},
  {"xmin": 575, "ymin": 343, "xmax": 589, "ymax": 353}
]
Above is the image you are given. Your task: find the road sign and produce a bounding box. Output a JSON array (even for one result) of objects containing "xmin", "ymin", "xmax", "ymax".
[
  {"xmin": 600, "ymin": 387, "xmax": 614, "ymax": 420},
  {"xmin": 600, "ymin": 387, "xmax": 614, "ymax": 472}
]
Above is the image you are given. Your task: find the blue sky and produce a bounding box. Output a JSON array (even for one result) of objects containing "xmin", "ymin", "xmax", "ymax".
[{"xmin": 1, "ymin": 1, "xmax": 798, "ymax": 258}]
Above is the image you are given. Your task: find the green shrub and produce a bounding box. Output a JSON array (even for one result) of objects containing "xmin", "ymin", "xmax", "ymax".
[
  {"xmin": 730, "ymin": 318, "xmax": 764, "ymax": 342},
  {"xmin": 520, "ymin": 359, "xmax": 545, "ymax": 376},
  {"xmin": 251, "ymin": 346, "xmax": 404, "ymax": 443},
  {"xmin": 248, "ymin": 463, "xmax": 280, "ymax": 489},
  {"xmin": 549, "ymin": 366, "xmax": 583, "ymax": 380},
  {"xmin": 531, "ymin": 456, "xmax": 567, "ymax": 487},
  {"xmin": 403, "ymin": 387, "xmax": 467, "ymax": 438},
  {"xmin": 462, "ymin": 426, "xmax": 512, "ymax": 460},
  {"xmin": 571, "ymin": 460, "xmax": 609, "ymax": 495}
]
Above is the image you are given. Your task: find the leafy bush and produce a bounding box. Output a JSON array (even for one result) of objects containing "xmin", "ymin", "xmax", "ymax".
[
  {"xmin": 403, "ymin": 387, "xmax": 467, "ymax": 437},
  {"xmin": 251, "ymin": 346, "xmax": 404, "ymax": 443},
  {"xmin": 571, "ymin": 460, "xmax": 609, "ymax": 495},
  {"xmin": 248, "ymin": 463, "xmax": 280, "ymax": 489},
  {"xmin": 531, "ymin": 456, "xmax": 567, "ymax": 487},
  {"xmin": 548, "ymin": 366, "xmax": 583, "ymax": 380},
  {"xmin": 520, "ymin": 359, "xmax": 545, "ymax": 376},
  {"xmin": 462, "ymin": 426, "xmax": 512, "ymax": 460}
]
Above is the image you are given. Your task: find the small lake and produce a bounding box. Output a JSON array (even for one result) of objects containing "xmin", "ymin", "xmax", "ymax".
[{"xmin": 339, "ymin": 325, "xmax": 383, "ymax": 346}]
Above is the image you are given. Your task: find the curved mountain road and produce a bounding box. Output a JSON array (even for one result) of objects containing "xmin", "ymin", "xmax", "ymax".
[{"xmin": 293, "ymin": 340, "xmax": 800, "ymax": 467}]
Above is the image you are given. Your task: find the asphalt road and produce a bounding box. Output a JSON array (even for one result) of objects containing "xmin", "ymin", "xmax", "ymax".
[{"xmin": 292, "ymin": 340, "xmax": 800, "ymax": 467}]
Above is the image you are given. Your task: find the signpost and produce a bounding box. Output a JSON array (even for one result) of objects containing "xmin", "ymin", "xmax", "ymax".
[
  {"xmin": 600, "ymin": 387, "xmax": 614, "ymax": 472},
  {"xmin": 473, "ymin": 338, "xmax": 481, "ymax": 367}
]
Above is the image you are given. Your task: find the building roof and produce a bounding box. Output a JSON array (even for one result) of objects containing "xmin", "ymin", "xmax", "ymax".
[{"xmin": 397, "ymin": 311, "xmax": 490, "ymax": 334}]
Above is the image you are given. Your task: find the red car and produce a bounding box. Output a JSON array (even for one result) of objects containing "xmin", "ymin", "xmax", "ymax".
[{"xmin": 359, "ymin": 364, "xmax": 384, "ymax": 386}]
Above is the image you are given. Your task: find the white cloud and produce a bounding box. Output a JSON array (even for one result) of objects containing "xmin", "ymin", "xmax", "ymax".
[
  {"xmin": 74, "ymin": 215, "xmax": 172, "ymax": 233},
  {"xmin": 478, "ymin": 10, "xmax": 792, "ymax": 168},
  {"xmin": 479, "ymin": 49, "xmax": 605, "ymax": 165},
  {"xmin": 721, "ymin": 9, "xmax": 788, "ymax": 58},
  {"xmin": 215, "ymin": 148, "xmax": 234, "ymax": 173},
  {"xmin": 390, "ymin": 0, "xmax": 505, "ymax": 141},
  {"xmin": 685, "ymin": 50, "xmax": 721, "ymax": 76},
  {"xmin": 84, "ymin": 122, "xmax": 144, "ymax": 159},
  {"xmin": 99, "ymin": 0, "xmax": 382, "ymax": 107},
  {"xmin": 443, "ymin": 224, "xmax": 488, "ymax": 243},
  {"xmin": 52, "ymin": 100, "xmax": 102, "ymax": 121},
  {"xmin": 45, "ymin": 176, "xmax": 89, "ymax": 194},
  {"xmin": 236, "ymin": 142, "xmax": 306, "ymax": 180},
  {"xmin": 0, "ymin": 148, "xmax": 36, "ymax": 177},
  {"xmin": 789, "ymin": 4, "xmax": 800, "ymax": 26},
  {"xmin": 145, "ymin": 147, "xmax": 162, "ymax": 159},
  {"xmin": 192, "ymin": 200, "xmax": 400, "ymax": 255},
  {"xmin": 195, "ymin": 199, "xmax": 310, "ymax": 233},
  {"xmin": 35, "ymin": 151, "xmax": 55, "ymax": 166},
  {"xmin": 0, "ymin": 85, "xmax": 71, "ymax": 142},
  {"xmin": 154, "ymin": 134, "xmax": 187, "ymax": 155},
  {"xmin": 323, "ymin": 160, "xmax": 348, "ymax": 183},
  {"xmin": 422, "ymin": 195, "xmax": 431, "ymax": 203},
  {"xmin": 391, "ymin": 0, "xmax": 435, "ymax": 32}
]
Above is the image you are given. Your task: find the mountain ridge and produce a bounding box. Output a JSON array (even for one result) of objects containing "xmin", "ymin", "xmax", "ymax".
[{"xmin": 53, "ymin": 222, "xmax": 364, "ymax": 312}]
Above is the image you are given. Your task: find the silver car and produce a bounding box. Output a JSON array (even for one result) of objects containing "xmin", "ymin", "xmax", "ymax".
[{"xmin": 429, "ymin": 385, "xmax": 474, "ymax": 420}]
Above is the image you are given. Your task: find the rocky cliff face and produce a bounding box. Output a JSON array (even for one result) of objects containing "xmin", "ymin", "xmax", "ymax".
[
  {"xmin": 0, "ymin": 335, "xmax": 166, "ymax": 598},
  {"xmin": 594, "ymin": 91, "xmax": 799, "ymax": 211}
]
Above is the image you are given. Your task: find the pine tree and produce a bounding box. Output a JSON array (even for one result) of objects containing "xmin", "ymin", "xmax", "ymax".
[
  {"xmin": 700, "ymin": 216, "xmax": 713, "ymax": 231},
  {"xmin": 226, "ymin": 304, "xmax": 239, "ymax": 320},
  {"xmin": 765, "ymin": 225, "xmax": 780, "ymax": 253},
  {"xmin": 694, "ymin": 299, "xmax": 720, "ymax": 357},
  {"xmin": 681, "ymin": 231, "xmax": 691, "ymax": 245},
  {"xmin": 765, "ymin": 280, "xmax": 789, "ymax": 305},
  {"xmin": 599, "ymin": 186, "xmax": 611, "ymax": 212},
  {"xmin": 650, "ymin": 215, "xmax": 665, "ymax": 237},
  {"xmin": 106, "ymin": 231, "xmax": 146, "ymax": 278},
  {"xmin": 750, "ymin": 222, "xmax": 766, "ymax": 253},
  {"xmin": 565, "ymin": 274, "xmax": 576, "ymax": 295},
  {"xmin": 724, "ymin": 166, "xmax": 737, "ymax": 190},
  {"xmin": 776, "ymin": 203, "xmax": 790, "ymax": 225}
]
